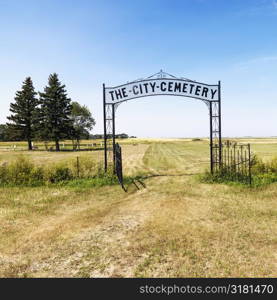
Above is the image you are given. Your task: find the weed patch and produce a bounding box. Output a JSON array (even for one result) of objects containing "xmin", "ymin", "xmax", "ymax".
[{"xmin": 0, "ymin": 155, "xmax": 115, "ymax": 187}]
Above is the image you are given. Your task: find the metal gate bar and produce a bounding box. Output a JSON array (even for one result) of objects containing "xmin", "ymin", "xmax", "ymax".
[{"xmin": 115, "ymin": 143, "xmax": 126, "ymax": 191}]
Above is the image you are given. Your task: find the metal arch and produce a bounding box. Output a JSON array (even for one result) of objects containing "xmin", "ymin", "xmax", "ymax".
[
  {"xmin": 103, "ymin": 72, "xmax": 222, "ymax": 175},
  {"xmin": 147, "ymin": 69, "xmax": 196, "ymax": 82},
  {"xmin": 105, "ymin": 77, "xmax": 218, "ymax": 90},
  {"xmin": 129, "ymin": 69, "xmax": 179, "ymax": 83},
  {"xmin": 102, "ymin": 93, "xmax": 218, "ymax": 106},
  {"xmin": 114, "ymin": 102, "xmax": 121, "ymax": 112},
  {"xmin": 107, "ymin": 69, "xmax": 212, "ymax": 90},
  {"xmin": 147, "ymin": 69, "xmax": 178, "ymax": 79},
  {"xmin": 203, "ymin": 100, "xmax": 210, "ymax": 110}
]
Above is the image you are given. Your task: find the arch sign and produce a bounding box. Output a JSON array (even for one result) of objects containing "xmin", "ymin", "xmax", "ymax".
[
  {"xmin": 103, "ymin": 70, "xmax": 222, "ymax": 174},
  {"xmin": 105, "ymin": 78, "xmax": 219, "ymax": 103}
]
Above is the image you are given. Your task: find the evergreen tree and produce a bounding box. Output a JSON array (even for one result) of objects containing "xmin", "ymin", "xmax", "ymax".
[
  {"xmin": 7, "ymin": 77, "xmax": 38, "ymax": 150},
  {"xmin": 39, "ymin": 73, "xmax": 73, "ymax": 151}
]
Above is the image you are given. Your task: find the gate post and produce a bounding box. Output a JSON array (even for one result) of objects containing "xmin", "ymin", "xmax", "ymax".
[
  {"xmin": 103, "ymin": 83, "xmax": 107, "ymax": 172},
  {"xmin": 209, "ymin": 101, "xmax": 214, "ymax": 174},
  {"xmin": 218, "ymin": 80, "xmax": 222, "ymax": 167},
  {"xmin": 248, "ymin": 143, "xmax": 252, "ymax": 185},
  {"xmin": 112, "ymin": 104, "xmax": 116, "ymax": 173}
]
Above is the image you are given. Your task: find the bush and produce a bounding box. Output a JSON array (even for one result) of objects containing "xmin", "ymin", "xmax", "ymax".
[
  {"xmin": 251, "ymin": 155, "xmax": 268, "ymax": 174},
  {"xmin": 0, "ymin": 156, "xmax": 44, "ymax": 185},
  {"xmin": 199, "ymin": 169, "xmax": 250, "ymax": 185},
  {"xmin": 69, "ymin": 156, "xmax": 99, "ymax": 178},
  {"xmin": 251, "ymin": 155, "xmax": 277, "ymax": 175},
  {"xmin": 0, "ymin": 162, "xmax": 8, "ymax": 185},
  {"xmin": 0, "ymin": 155, "xmax": 114, "ymax": 187},
  {"xmin": 200, "ymin": 155, "xmax": 277, "ymax": 186},
  {"xmin": 45, "ymin": 166, "xmax": 73, "ymax": 183},
  {"xmin": 268, "ymin": 156, "xmax": 277, "ymax": 173},
  {"xmin": 30, "ymin": 167, "xmax": 44, "ymax": 183},
  {"xmin": 253, "ymin": 173, "xmax": 277, "ymax": 186},
  {"xmin": 10, "ymin": 156, "xmax": 33, "ymax": 183}
]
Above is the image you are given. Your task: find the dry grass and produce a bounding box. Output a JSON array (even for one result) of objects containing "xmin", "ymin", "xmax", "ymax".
[
  {"xmin": 0, "ymin": 148, "xmax": 103, "ymax": 166},
  {"xmin": 0, "ymin": 139, "xmax": 276, "ymax": 277}
]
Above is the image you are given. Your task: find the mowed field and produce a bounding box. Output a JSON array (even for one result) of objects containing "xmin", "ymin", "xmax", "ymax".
[{"xmin": 0, "ymin": 138, "xmax": 276, "ymax": 277}]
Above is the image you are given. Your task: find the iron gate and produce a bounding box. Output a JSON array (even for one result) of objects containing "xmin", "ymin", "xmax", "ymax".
[
  {"xmin": 115, "ymin": 143, "xmax": 126, "ymax": 191},
  {"xmin": 212, "ymin": 140, "xmax": 252, "ymax": 184}
]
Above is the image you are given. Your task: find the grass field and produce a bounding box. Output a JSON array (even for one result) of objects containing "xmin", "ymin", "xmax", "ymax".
[{"xmin": 0, "ymin": 138, "xmax": 276, "ymax": 277}]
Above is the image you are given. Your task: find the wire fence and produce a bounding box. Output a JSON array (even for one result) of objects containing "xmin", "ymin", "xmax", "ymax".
[{"xmin": 0, "ymin": 141, "xmax": 105, "ymax": 151}]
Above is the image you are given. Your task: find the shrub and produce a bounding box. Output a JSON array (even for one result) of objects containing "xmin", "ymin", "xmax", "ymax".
[
  {"xmin": 0, "ymin": 156, "xmax": 44, "ymax": 185},
  {"xmin": 0, "ymin": 155, "xmax": 114, "ymax": 187},
  {"xmin": 0, "ymin": 162, "xmax": 8, "ymax": 185},
  {"xmin": 45, "ymin": 166, "xmax": 73, "ymax": 183},
  {"xmin": 30, "ymin": 167, "xmax": 44, "ymax": 183},
  {"xmin": 75, "ymin": 157, "xmax": 98, "ymax": 178},
  {"xmin": 251, "ymin": 155, "xmax": 268, "ymax": 174},
  {"xmin": 8, "ymin": 156, "xmax": 35, "ymax": 185},
  {"xmin": 253, "ymin": 173, "xmax": 277, "ymax": 186},
  {"xmin": 268, "ymin": 156, "xmax": 277, "ymax": 173},
  {"xmin": 251, "ymin": 155, "xmax": 277, "ymax": 175},
  {"xmin": 200, "ymin": 155, "xmax": 277, "ymax": 186}
]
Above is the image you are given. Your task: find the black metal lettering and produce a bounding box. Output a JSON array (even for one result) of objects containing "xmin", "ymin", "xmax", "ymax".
[
  {"xmin": 122, "ymin": 88, "xmax": 128, "ymax": 98},
  {"xmin": 160, "ymin": 81, "xmax": 167, "ymax": 92},
  {"xmin": 182, "ymin": 83, "xmax": 188, "ymax": 93},
  {"xmin": 168, "ymin": 82, "xmax": 173, "ymax": 92},
  {"xmin": 211, "ymin": 89, "xmax": 217, "ymax": 99},
  {"xmin": 149, "ymin": 82, "xmax": 156, "ymax": 92},
  {"xmin": 189, "ymin": 84, "xmax": 195, "ymax": 94},
  {"xmin": 195, "ymin": 85, "xmax": 201, "ymax": 96},
  {"xmin": 174, "ymin": 82, "xmax": 182, "ymax": 92},
  {"xmin": 202, "ymin": 87, "xmax": 208, "ymax": 98},
  {"xmin": 115, "ymin": 89, "xmax": 122, "ymax": 100},
  {"xmin": 109, "ymin": 91, "xmax": 115, "ymax": 101},
  {"xmin": 143, "ymin": 83, "xmax": 149, "ymax": 93},
  {"xmin": 133, "ymin": 85, "xmax": 139, "ymax": 95}
]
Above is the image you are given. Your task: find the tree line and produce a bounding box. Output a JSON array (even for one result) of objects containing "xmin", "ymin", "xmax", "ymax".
[{"xmin": 1, "ymin": 74, "xmax": 95, "ymax": 151}]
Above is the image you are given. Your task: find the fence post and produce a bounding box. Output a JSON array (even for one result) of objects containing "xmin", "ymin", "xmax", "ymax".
[
  {"xmin": 248, "ymin": 144, "xmax": 252, "ymax": 185},
  {"xmin": 76, "ymin": 156, "xmax": 80, "ymax": 178}
]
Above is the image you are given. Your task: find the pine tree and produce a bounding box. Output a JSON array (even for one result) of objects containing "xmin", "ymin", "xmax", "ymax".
[
  {"xmin": 39, "ymin": 73, "xmax": 73, "ymax": 151},
  {"xmin": 7, "ymin": 77, "xmax": 38, "ymax": 150}
]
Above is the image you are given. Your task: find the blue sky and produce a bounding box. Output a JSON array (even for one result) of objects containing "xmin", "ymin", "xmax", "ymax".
[{"xmin": 0, "ymin": 0, "xmax": 276, "ymax": 137}]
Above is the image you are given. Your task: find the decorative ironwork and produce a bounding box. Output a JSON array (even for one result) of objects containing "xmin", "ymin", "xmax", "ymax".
[
  {"xmin": 103, "ymin": 84, "xmax": 114, "ymax": 171},
  {"xmin": 209, "ymin": 97, "xmax": 222, "ymax": 174},
  {"xmin": 213, "ymin": 140, "xmax": 252, "ymax": 184},
  {"xmin": 130, "ymin": 69, "xmax": 179, "ymax": 82},
  {"xmin": 103, "ymin": 71, "xmax": 223, "ymax": 187}
]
